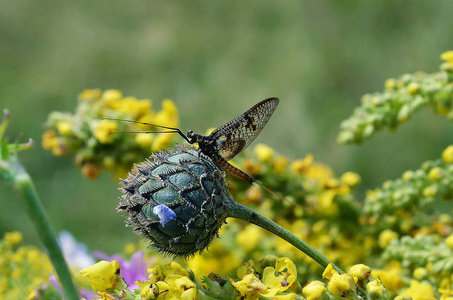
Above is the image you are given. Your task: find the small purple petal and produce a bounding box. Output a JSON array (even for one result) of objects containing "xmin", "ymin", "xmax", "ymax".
[{"xmin": 153, "ymin": 204, "xmax": 177, "ymax": 227}]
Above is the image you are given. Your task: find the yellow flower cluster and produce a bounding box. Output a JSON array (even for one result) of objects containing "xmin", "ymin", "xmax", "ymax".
[
  {"xmin": 0, "ymin": 232, "xmax": 55, "ymax": 300},
  {"xmin": 42, "ymin": 89, "xmax": 179, "ymax": 178}
]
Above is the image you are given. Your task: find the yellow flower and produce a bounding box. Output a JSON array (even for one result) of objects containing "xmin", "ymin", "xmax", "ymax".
[
  {"xmin": 398, "ymin": 280, "xmax": 435, "ymax": 300},
  {"xmin": 254, "ymin": 143, "xmax": 274, "ymax": 163},
  {"xmin": 5, "ymin": 231, "xmax": 23, "ymax": 247},
  {"xmin": 327, "ymin": 273, "xmax": 356, "ymax": 297},
  {"xmin": 413, "ymin": 267, "xmax": 428, "ymax": 280},
  {"xmin": 135, "ymin": 133, "xmax": 154, "ymax": 149},
  {"xmin": 291, "ymin": 154, "xmax": 313, "ymax": 174},
  {"xmin": 322, "ymin": 264, "xmax": 337, "ymax": 280},
  {"xmin": 101, "ymin": 89, "xmax": 123, "ymax": 107},
  {"xmin": 261, "ymin": 257, "xmax": 297, "ymax": 297},
  {"xmin": 237, "ymin": 260, "xmax": 255, "ymax": 279},
  {"xmin": 165, "ymin": 261, "xmax": 189, "ymax": 277},
  {"xmin": 153, "ymin": 99, "xmax": 179, "ymax": 129},
  {"xmin": 302, "ymin": 281, "xmax": 326, "ymax": 300},
  {"xmin": 348, "ymin": 264, "xmax": 371, "ymax": 282},
  {"xmin": 441, "ymin": 51, "xmax": 453, "ymax": 67},
  {"xmin": 442, "ymin": 145, "xmax": 453, "ymax": 163},
  {"xmin": 148, "ymin": 265, "xmax": 165, "ymax": 283},
  {"xmin": 407, "ymin": 82, "xmax": 420, "ymax": 95},
  {"xmin": 80, "ymin": 260, "xmax": 125, "ymax": 292},
  {"xmin": 272, "ymin": 155, "xmax": 289, "ymax": 173},
  {"xmin": 372, "ymin": 261, "xmax": 403, "ymax": 294},
  {"xmin": 41, "ymin": 129, "xmax": 58, "ymax": 150},
  {"xmin": 378, "ymin": 229, "xmax": 398, "ymax": 248},
  {"xmin": 96, "ymin": 291, "xmax": 117, "ymax": 300},
  {"xmin": 367, "ymin": 280, "xmax": 387, "ymax": 298},
  {"xmin": 236, "ymin": 224, "xmax": 262, "ymax": 252},
  {"xmin": 230, "ymin": 273, "xmax": 266, "ymax": 300},
  {"xmin": 384, "ymin": 78, "xmax": 397, "ymax": 91},
  {"xmin": 423, "ymin": 185, "xmax": 437, "ymax": 198},
  {"xmin": 115, "ymin": 97, "xmax": 152, "ymax": 119},
  {"xmin": 94, "ymin": 119, "xmax": 117, "ymax": 144},
  {"xmin": 80, "ymin": 89, "xmax": 102, "ymax": 101},
  {"xmin": 151, "ymin": 133, "xmax": 174, "ymax": 152},
  {"xmin": 428, "ymin": 167, "xmax": 442, "ymax": 181},
  {"xmin": 138, "ymin": 282, "xmax": 154, "ymax": 300},
  {"xmin": 340, "ymin": 172, "xmax": 361, "ymax": 187},
  {"xmin": 165, "ymin": 274, "xmax": 197, "ymax": 300},
  {"xmin": 56, "ymin": 121, "xmax": 72, "ymax": 136},
  {"xmin": 446, "ymin": 234, "xmax": 453, "ymax": 249},
  {"xmin": 272, "ymin": 293, "xmax": 297, "ymax": 300}
]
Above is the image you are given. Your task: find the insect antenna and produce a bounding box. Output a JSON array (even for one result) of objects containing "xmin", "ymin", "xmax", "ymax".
[
  {"xmin": 101, "ymin": 117, "xmax": 190, "ymax": 143},
  {"xmin": 253, "ymin": 181, "xmax": 302, "ymax": 209}
]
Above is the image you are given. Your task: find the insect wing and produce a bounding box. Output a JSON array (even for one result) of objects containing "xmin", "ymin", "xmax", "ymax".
[{"xmin": 209, "ymin": 97, "xmax": 279, "ymax": 160}]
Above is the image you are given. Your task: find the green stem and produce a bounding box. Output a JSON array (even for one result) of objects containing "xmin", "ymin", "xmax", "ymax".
[
  {"xmin": 12, "ymin": 161, "xmax": 80, "ymax": 300},
  {"xmin": 227, "ymin": 202, "xmax": 344, "ymax": 274}
]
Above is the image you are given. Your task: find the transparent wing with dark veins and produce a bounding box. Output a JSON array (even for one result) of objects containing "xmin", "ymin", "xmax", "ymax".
[{"xmin": 209, "ymin": 97, "xmax": 279, "ymax": 160}]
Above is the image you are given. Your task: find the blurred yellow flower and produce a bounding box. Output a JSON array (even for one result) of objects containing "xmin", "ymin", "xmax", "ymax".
[
  {"xmin": 428, "ymin": 167, "xmax": 442, "ymax": 181},
  {"xmin": 412, "ymin": 267, "xmax": 428, "ymax": 280},
  {"xmin": 302, "ymin": 281, "xmax": 326, "ymax": 300},
  {"xmin": 272, "ymin": 155, "xmax": 289, "ymax": 173},
  {"xmin": 254, "ymin": 143, "xmax": 274, "ymax": 163},
  {"xmin": 378, "ymin": 229, "xmax": 398, "ymax": 248},
  {"xmin": 442, "ymin": 145, "xmax": 453, "ymax": 164},
  {"xmin": 94, "ymin": 119, "xmax": 117, "ymax": 144},
  {"xmin": 5, "ymin": 231, "xmax": 23, "ymax": 247},
  {"xmin": 290, "ymin": 154, "xmax": 313, "ymax": 174},
  {"xmin": 407, "ymin": 82, "xmax": 420, "ymax": 95},
  {"xmin": 135, "ymin": 133, "xmax": 154, "ymax": 149},
  {"xmin": 398, "ymin": 280, "xmax": 435, "ymax": 300},
  {"xmin": 236, "ymin": 224, "xmax": 262, "ymax": 252},
  {"xmin": 152, "ymin": 132, "xmax": 174, "ymax": 152},
  {"xmin": 56, "ymin": 121, "xmax": 72, "ymax": 136},
  {"xmin": 80, "ymin": 89, "xmax": 102, "ymax": 101},
  {"xmin": 340, "ymin": 172, "xmax": 361, "ymax": 187},
  {"xmin": 101, "ymin": 89, "xmax": 123, "ymax": 107},
  {"xmin": 441, "ymin": 50, "xmax": 453, "ymax": 67},
  {"xmin": 80, "ymin": 260, "xmax": 124, "ymax": 292},
  {"xmin": 372, "ymin": 261, "xmax": 403, "ymax": 294},
  {"xmin": 153, "ymin": 99, "xmax": 179, "ymax": 128},
  {"xmin": 446, "ymin": 234, "xmax": 453, "ymax": 249}
]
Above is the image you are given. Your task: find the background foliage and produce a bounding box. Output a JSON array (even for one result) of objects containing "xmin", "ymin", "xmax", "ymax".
[{"xmin": 1, "ymin": 1, "xmax": 453, "ymax": 252}]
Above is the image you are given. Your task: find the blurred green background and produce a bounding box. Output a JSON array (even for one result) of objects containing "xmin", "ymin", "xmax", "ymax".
[{"xmin": 2, "ymin": 1, "xmax": 453, "ymax": 252}]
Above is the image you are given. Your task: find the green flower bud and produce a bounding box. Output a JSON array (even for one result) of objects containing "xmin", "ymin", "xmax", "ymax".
[{"xmin": 117, "ymin": 145, "xmax": 233, "ymax": 257}]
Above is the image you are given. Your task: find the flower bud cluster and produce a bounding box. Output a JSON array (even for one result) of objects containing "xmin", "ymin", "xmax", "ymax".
[
  {"xmin": 363, "ymin": 145, "xmax": 453, "ymax": 233},
  {"xmin": 382, "ymin": 234, "xmax": 453, "ymax": 275},
  {"xmin": 338, "ymin": 51, "xmax": 453, "ymax": 144},
  {"xmin": 42, "ymin": 89, "xmax": 179, "ymax": 178}
]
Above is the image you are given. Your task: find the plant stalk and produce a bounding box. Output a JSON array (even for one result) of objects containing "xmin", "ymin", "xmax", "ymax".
[
  {"xmin": 12, "ymin": 161, "xmax": 80, "ymax": 300},
  {"xmin": 227, "ymin": 201, "xmax": 344, "ymax": 274}
]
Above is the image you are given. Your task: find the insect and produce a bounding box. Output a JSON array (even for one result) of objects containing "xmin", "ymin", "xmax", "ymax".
[{"xmin": 105, "ymin": 98, "xmax": 290, "ymax": 204}]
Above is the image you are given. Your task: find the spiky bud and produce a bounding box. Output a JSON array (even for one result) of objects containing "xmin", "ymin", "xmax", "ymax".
[{"xmin": 118, "ymin": 145, "xmax": 233, "ymax": 257}]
